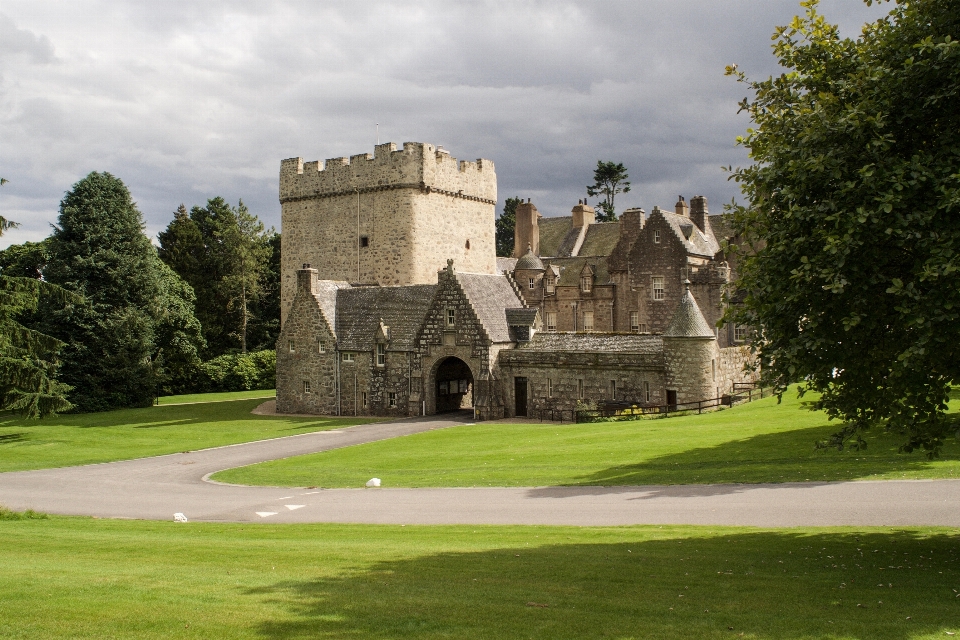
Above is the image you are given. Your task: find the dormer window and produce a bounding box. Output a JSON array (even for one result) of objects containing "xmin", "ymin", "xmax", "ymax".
[
  {"xmin": 376, "ymin": 343, "xmax": 386, "ymax": 366},
  {"xmin": 545, "ymin": 278, "xmax": 555, "ymax": 294},
  {"xmin": 580, "ymin": 276, "xmax": 592, "ymax": 292}
]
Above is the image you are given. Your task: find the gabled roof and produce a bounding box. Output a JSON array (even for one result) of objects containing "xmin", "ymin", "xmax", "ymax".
[
  {"xmin": 657, "ymin": 210, "xmax": 721, "ymax": 257},
  {"xmin": 544, "ymin": 257, "xmax": 612, "ymax": 287},
  {"xmin": 335, "ymin": 285, "xmax": 436, "ymax": 351},
  {"xmin": 457, "ymin": 272, "xmax": 525, "ymax": 343},
  {"xmin": 664, "ymin": 285, "xmax": 716, "ymax": 338},
  {"xmin": 578, "ymin": 222, "xmax": 621, "ymax": 257},
  {"xmin": 515, "ymin": 332, "xmax": 663, "ymax": 354}
]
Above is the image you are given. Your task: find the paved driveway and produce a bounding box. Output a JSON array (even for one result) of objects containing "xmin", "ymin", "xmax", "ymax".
[{"xmin": 1, "ymin": 411, "xmax": 958, "ymax": 526}]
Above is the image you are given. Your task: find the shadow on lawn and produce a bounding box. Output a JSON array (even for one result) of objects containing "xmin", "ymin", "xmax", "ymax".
[
  {"xmin": 0, "ymin": 432, "xmax": 26, "ymax": 444},
  {"xmin": 245, "ymin": 529, "xmax": 960, "ymax": 640},
  {"xmin": 565, "ymin": 421, "xmax": 960, "ymax": 490}
]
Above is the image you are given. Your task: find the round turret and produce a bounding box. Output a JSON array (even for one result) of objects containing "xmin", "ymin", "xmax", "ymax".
[{"xmin": 515, "ymin": 245, "xmax": 544, "ymax": 271}]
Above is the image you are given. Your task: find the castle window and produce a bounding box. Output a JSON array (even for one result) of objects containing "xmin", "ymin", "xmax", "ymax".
[
  {"xmin": 578, "ymin": 379, "xmax": 584, "ymax": 399},
  {"xmin": 610, "ymin": 380, "xmax": 616, "ymax": 399},
  {"xmin": 547, "ymin": 378, "xmax": 553, "ymax": 398},
  {"xmin": 342, "ymin": 352, "xmax": 355, "ymax": 362},
  {"xmin": 640, "ymin": 323, "xmax": 648, "ymax": 333},
  {"xmin": 734, "ymin": 325, "xmax": 749, "ymax": 342},
  {"xmin": 388, "ymin": 392, "xmax": 397, "ymax": 408},
  {"xmin": 360, "ymin": 236, "xmax": 369, "ymax": 248},
  {"xmin": 465, "ymin": 239, "xmax": 470, "ymax": 250},
  {"xmin": 362, "ymin": 392, "xmax": 367, "ymax": 408},
  {"xmin": 581, "ymin": 276, "xmax": 592, "ymax": 292},
  {"xmin": 318, "ymin": 340, "xmax": 326, "ymax": 353},
  {"xmin": 447, "ymin": 309, "xmax": 456, "ymax": 327},
  {"xmin": 528, "ymin": 277, "xmax": 535, "ymax": 290},
  {"xmin": 712, "ymin": 359, "xmax": 716, "ymax": 381},
  {"xmin": 377, "ymin": 343, "xmax": 386, "ymax": 367},
  {"xmin": 654, "ymin": 229, "xmax": 661, "ymax": 244},
  {"xmin": 652, "ymin": 277, "xmax": 665, "ymax": 300},
  {"xmin": 288, "ymin": 340, "xmax": 295, "ymax": 353},
  {"xmin": 583, "ymin": 311, "xmax": 594, "ymax": 332},
  {"xmin": 545, "ymin": 278, "xmax": 555, "ymax": 294},
  {"xmin": 630, "ymin": 311, "xmax": 639, "ymax": 332},
  {"xmin": 644, "ymin": 381, "xmax": 651, "ymax": 402},
  {"xmin": 545, "ymin": 312, "xmax": 557, "ymax": 332},
  {"xmin": 303, "ymin": 380, "xmax": 311, "ymax": 394}
]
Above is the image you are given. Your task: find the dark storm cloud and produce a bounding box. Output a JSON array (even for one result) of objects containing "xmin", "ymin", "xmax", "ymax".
[{"xmin": 0, "ymin": 1, "xmax": 891, "ymax": 248}]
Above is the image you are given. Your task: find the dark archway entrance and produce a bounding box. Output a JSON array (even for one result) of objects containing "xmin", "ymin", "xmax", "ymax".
[{"xmin": 435, "ymin": 357, "xmax": 474, "ymax": 413}]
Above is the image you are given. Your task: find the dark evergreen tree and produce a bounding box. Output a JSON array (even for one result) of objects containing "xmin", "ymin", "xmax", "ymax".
[
  {"xmin": 153, "ymin": 258, "xmax": 206, "ymax": 395},
  {"xmin": 587, "ymin": 161, "xmax": 631, "ymax": 222},
  {"xmin": 247, "ymin": 231, "xmax": 281, "ymax": 352},
  {"xmin": 0, "ymin": 239, "xmax": 49, "ymax": 280},
  {"xmin": 495, "ymin": 197, "xmax": 522, "ymax": 257},
  {"xmin": 39, "ymin": 172, "xmax": 175, "ymax": 411}
]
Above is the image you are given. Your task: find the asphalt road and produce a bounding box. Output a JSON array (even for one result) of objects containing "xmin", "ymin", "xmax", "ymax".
[{"xmin": 1, "ymin": 411, "xmax": 958, "ymax": 527}]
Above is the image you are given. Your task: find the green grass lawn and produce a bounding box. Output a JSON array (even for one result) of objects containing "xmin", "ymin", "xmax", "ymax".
[
  {"xmin": 157, "ymin": 389, "xmax": 276, "ymax": 405},
  {"xmin": 214, "ymin": 390, "xmax": 960, "ymax": 488},
  {"xmin": 0, "ymin": 398, "xmax": 376, "ymax": 473},
  {"xmin": 0, "ymin": 514, "xmax": 957, "ymax": 639}
]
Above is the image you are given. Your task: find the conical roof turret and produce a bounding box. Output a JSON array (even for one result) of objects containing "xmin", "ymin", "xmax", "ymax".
[
  {"xmin": 664, "ymin": 281, "xmax": 715, "ymax": 338},
  {"xmin": 515, "ymin": 244, "xmax": 545, "ymax": 271}
]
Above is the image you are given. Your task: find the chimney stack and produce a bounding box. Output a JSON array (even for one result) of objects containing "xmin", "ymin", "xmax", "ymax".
[
  {"xmin": 690, "ymin": 195, "xmax": 710, "ymax": 234},
  {"xmin": 513, "ymin": 200, "xmax": 541, "ymax": 258},
  {"xmin": 572, "ymin": 201, "xmax": 596, "ymax": 228},
  {"xmin": 675, "ymin": 196, "xmax": 689, "ymax": 217}
]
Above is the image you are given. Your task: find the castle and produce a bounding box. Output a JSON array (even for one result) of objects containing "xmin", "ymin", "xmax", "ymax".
[{"xmin": 276, "ymin": 142, "xmax": 757, "ymax": 418}]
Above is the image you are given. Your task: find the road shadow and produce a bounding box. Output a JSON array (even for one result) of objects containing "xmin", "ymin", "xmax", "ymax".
[
  {"xmin": 562, "ymin": 420, "xmax": 960, "ymax": 491},
  {"xmin": 243, "ymin": 528, "xmax": 960, "ymax": 639},
  {"xmin": 524, "ymin": 481, "xmax": 837, "ymax": 500}
]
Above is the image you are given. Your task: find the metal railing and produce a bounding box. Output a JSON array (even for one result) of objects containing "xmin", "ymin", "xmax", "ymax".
[{"xmin": 568, "ymin": 385, "xmax": 772, "ymax": 423}]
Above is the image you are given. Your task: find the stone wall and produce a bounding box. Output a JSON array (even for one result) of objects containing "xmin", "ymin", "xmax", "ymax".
[
  {"xmin": 719, "ymin": 345, "xmax": 757, "ymax": 391},
  {"xmin": 662, "ymin": 336, "xmax": 722, "ymax": 405},
  {"xmin": 279, "ymin": 142, "xmax": 497, "ymax": 323}
]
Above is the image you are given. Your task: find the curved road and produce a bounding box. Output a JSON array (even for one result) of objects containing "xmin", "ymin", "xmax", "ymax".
[{"xmin": 1, "ymin": 411, "xmax": 958, "ymax": 526}]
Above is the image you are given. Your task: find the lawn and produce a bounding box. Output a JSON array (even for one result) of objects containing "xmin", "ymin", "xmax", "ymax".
[
  {"xmin": 214, "ymin": 389, "xmax": 960, "ymax": 488},
  {"xmin": 0, "ymin": 398, "xmax": 377, "ymax": 473},
  {"xmin": 0, "ymin": 513, "xmax": 957, "ymax": 639},
  {"xmin": 157, "ymin": 389, "xmax": 276, "ymax": 405}
]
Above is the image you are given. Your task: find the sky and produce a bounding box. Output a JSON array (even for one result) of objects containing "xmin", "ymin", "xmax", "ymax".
[{"xmin": 0, "ymin": 0, "xmax": 892, "ymax": 249}]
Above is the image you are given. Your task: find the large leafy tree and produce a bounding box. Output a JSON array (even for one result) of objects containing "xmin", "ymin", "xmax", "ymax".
[
  {"xmin": 495, "ymin": 197, "xmax": 522, "ymax": 257},
  {"xmin": 587, "ymin": 161, "xmax": 631, "ymax": 222},
  {"xmin": 726, "ymin": 0, "xmax": 960, "ymax": 453}
]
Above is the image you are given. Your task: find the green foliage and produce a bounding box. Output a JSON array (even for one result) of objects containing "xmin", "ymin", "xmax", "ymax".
[
  {"xmin": 198, "ymin": 349, "xmax": 276, "ymax": 392},
  {"xmin": 0, "ymin": 276, "xmax": 75, "ymax": 417},
  {"xmin": 153, "ymin": 259, "xmax": 205, "ymax": 395},
  {"xmin": 586, "ymin": 160, "xmax": 631, "ymax": 222},
  {"xmin": 0, "ymin": 239, "xmax": 48, "ymax": 279},
  {"xmin": 158, "ymin": 198, "xmax": 277, "ymax": 357},
  {"xmin": 495, "ymin": 197, "xmax": 522, "ymax": 257},
  {"xmin": 39, "ymin": 172, "xmax": 203, "ymax": 412},
  {"xmin": 726, "ymin": 0, "xmax": 960, "ymax": 454}
]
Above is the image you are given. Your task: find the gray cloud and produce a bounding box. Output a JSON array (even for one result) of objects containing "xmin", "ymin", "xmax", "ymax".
[{"xmin": 0, "ymin": 0, "xmax": 891, "ymax": 248}]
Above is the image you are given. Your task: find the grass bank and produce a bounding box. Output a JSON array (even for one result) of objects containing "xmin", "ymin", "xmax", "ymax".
[
  {"xmin": 0, "ymin": 398, "xmax": 376, "ymax": 473},
  {"xmin": 157, "ymin": 389, "xmax": 276, "ymax": 405},
  {"xmin": 0, "ymin": 515, "xmax": 957, "ymax": 639},
  {"xmin": 214, "ymin": 390, "xmax": 960, "ymax": 488}
]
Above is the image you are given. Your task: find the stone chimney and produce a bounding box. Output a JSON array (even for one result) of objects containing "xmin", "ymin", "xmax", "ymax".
[
  {"xmin": 675, "ymin": 196, "xmax": 689, "ymax": 217},
  {"xmin": 620, "ymin": 207, "xmax": 645, "ymax": 241},
  {"xmin": 297, "ymin": 264, "xmax": 318, "ymax": 295},
  {"xmin": 690, "ymin": 195, "xmax": 710, "ymax": 234},
  {"xmin": 512, "ymin": 199, "xmax": 541, "ymax": 258},
  {"xmin": 571, "ymin": 201, "xmax": 596, "ymax": 228}
]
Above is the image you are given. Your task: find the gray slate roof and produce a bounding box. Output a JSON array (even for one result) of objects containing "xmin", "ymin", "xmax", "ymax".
[
  {"xmin": 545, "ymin": 256, "xmax": 612, "ymax": 287},
  {"xmin": 538, "ymin": 217, "xmax": 572, "ymax": 257},
  {"xmin": 457, "ymin": 272, "xmax": 525, "ymax": 343},
  {"xmin": 335, "ymin": 285, "xmax": 437, "ymax": 351},
  {"xmin": 515, "ymin": 247, "xmax": 545, "ymax": 271},
  {"xmin": 505, "ymin": 308, "xmax": 538, "ymax": 326},
  {"xmin": 516, "ymin": 332, "xmax": 663, "ymax": 354},
  {"xmin": 578, "ymin": 222, "xmax": 621, "ymax": 256},
  {"xmin": 664, "ymin": 288, "xmax": 716, "ymax": 338},
  {"xmin": 659, "ymin": 210, "xmax": 720, "ymax": 257},
  {"xmin": 496, "ymin": 257, "xmax": 518, "ymax": 273}
]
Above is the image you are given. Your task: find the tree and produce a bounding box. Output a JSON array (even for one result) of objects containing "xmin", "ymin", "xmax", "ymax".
[
  {"xmin": 0, "ymin": 239, "xmax": 48, "ymax": 280},
  {"xmin": 495, "ymin": 197, "xmax": 522, "ymax": 257},
  {"xmin": 153, "ymin": 258, "xmax": 206, "ymax": 395},
  {"xmin": 587, "ymin": 161, "xmax": 631, "ymax": 222},
  {"xmin": 0, "ymin": 177, "xmax": 14, "ymax": 236},
  {"xmin": 159, "ymin": 198, "xmax": 275, "ymax": 356},
  {"xmin": 0, "ymin": 183, "xmax": 74, "ymax": 417},
  {"xmin": 39, "ymin": 172, "xmax": 202, "ymax": 411},
  {"xmin": 725, "ymin": 0, "xmax": 960, "ymax": 454}
]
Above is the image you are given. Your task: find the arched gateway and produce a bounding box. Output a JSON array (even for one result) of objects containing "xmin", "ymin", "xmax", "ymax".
[{"xmin": 434, "ymin": 356, "xmax": 474, "ymax": 413}]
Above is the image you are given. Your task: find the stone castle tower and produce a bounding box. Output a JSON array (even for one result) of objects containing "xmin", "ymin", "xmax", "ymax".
[{"xmin": 279, "ymin": 142, "xmax": 498, "ymax": 322}]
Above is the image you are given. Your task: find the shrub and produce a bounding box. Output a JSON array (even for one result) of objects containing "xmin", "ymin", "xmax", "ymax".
[{"xmin": 198, "ymin": 349, "xmax": 275, "ymax": 392}]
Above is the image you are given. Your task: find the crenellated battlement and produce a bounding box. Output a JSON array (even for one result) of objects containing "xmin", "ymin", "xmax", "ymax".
[{"xmin": 280, "ymin": 142, "xmax": 497, "ymax": 204}]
